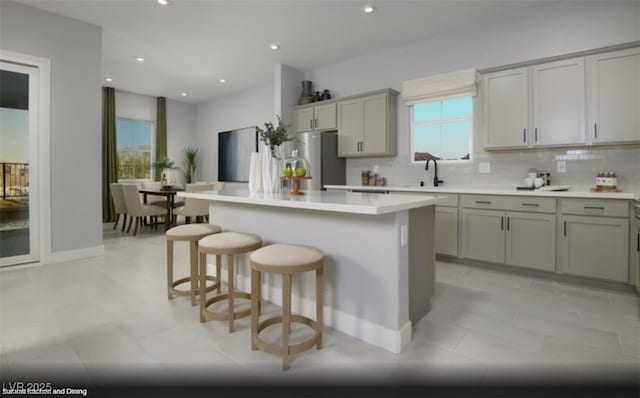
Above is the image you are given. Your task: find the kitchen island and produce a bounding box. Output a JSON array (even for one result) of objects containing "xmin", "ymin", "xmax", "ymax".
[{"xmin": 178, "ymin": 188, "xmax": 444, "ymax": 353}]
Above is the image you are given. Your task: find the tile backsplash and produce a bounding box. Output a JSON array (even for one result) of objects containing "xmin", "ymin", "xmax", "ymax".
[{"xmin": 347, "ymin": 146, "xmax": 640, "ymax": 192}]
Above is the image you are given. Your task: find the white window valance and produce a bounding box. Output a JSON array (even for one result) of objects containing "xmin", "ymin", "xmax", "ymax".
[{"xmin": 402, "ymin": 68, "xmax": 477, "ymax": 106}]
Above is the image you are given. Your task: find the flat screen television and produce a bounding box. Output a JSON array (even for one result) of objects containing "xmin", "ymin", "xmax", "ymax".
[{"xmin": 218, "ymin": 126, "xmax": 258, "ymax": 182}]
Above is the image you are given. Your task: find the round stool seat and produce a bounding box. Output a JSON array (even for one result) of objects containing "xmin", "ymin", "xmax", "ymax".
[
  {"xmin": 198, "ymin": 231, "xmax": 263, "ymax": 332},
  {"xmin": 250, "ymin": 244, "xmax": 324, "ymax": 274},
  {"xmin": 250, "ymin": 243, "xmax": 324, "ymax": 370},
  {"xmin": 199, "ymin": 232, "xmax": 262, "ymax": 255},
  {"xmin": 166, "ymin": 223, "xmax": 222, "ymax": 307},
  {"xmin": 166, "ymin": 223, "xmax": 221, "ymax": 242}
]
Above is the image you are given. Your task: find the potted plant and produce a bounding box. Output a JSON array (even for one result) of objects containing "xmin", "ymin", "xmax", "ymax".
[
  {"xmin": 257, "ymin": 115, "xmax": 292, "ymax": 159},
  {"xmin": 183, "ymin": 146, "xmax": 199, "ymax": 183},
  {"xmin": 151, "ymin": 157, "xmax": 176, "ymax": 185}
]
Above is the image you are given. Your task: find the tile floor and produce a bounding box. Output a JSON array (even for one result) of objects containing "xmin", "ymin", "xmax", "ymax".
[{"xmin": 1, "ymin": 224, "xmax": 639, "ymax": 393}]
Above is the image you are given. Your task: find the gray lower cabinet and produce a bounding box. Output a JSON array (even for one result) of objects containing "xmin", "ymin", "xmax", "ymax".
[
  {"xmin": 505, "ymin": 212, "xmax": 556, "ymax": 271},
  {"xmin": 461, "ymin": 208, "xmax": 556, "ymax": 271},
  {"xmin": 560, "ymin": 215, "xmax": 629, "ymax": 282},
  {"xmin": 461, "ymin": 209, "xmax": 505, "ymax": 263},
  {"xmin": 435, "ymin": 206, "xmax": 458, "ymax": 256}
]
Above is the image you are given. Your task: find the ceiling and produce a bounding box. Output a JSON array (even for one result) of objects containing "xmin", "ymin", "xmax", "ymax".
[{"xmin": 20, "ymin": 0, "xmax": 548, "ymax": 104}]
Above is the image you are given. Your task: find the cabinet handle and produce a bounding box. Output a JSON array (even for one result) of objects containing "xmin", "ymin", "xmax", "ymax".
[
  {"xmin": 523, "ymin": 128, "xmax": 526, "ymax": 143},
  {"xmin": 361, "ymin": 141, "xmax": 364, "ymax": 152},
  {"xmin": 521, "ymin": 203, "xmax": 539, "ymax": 207},
  {"xmin": 594, "ymin": 123, "xmax": 598, "ymax": 139},
  {"xmin": 310, "ymin": 119, "xmax": 313, "ymax": 129},
  {"xmin": 564, "ymin": 221, "xmax": 567, "ymax": 237},
  {"xmin": 315, "ymin": 118, "xmax": 318, "ymax": 129},
  {"xmin": 507, "ymin": 216, "xmax": 510, "ymax": 231},
  {"xmin": 584, "ymin": 206, "xmax": 605, "ymax": 210},
  {"xmin": 501, "ymin": 216, "xmax": 504, "ymax": 231},
  {"xmin": 475, "ymin": 201, "xmax": 491, "ymax": 205},
  {"xmin": 534, "ymin": 127, "xmax": 538, "ymax": 142}
]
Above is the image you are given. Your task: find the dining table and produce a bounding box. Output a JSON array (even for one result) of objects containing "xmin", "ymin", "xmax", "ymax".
[{"xmin": 139, "ymin": 187, "xmax": 184, "ymax": 230}]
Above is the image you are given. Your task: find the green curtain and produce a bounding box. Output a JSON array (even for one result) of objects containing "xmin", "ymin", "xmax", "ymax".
[
  {"xmin": 155, "ymin": 96, "xmax": 167, "ymax": 181},
  {"xmin": 101, "ymin": 87, "xmax": 117, "ymax": 222}
]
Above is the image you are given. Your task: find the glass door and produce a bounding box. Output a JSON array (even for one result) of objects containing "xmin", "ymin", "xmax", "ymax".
[{"xmin": 0, "ymin": 61, "xmax": 39, "ymax": 267}]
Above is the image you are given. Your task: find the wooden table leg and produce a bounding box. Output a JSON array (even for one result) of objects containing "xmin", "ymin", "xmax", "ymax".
[{"xmin": 165, "ymin": 195, "xmax": 172, "ymax": 230}]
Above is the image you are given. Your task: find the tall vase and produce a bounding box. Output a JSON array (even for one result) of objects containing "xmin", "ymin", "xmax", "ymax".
[
  {"xmin": 248, "ymin": 152, "xmax": 262, "ymax": 193},
  {"xmin": 260, "ymin": 144, "xmax": 283, "ymax": 193},
  {"xmin": 299, "ymin": 80, "xmax": 314, "ymax": 105}
]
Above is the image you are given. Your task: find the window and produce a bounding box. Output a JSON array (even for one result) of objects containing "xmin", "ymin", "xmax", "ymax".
[
  {"xmin": 116, "ymin": 118, "xmax": 153, "ymax": 180},
  {"xmin": 411, "ymin": 96, "xmax": 472, "ymax": 163}
]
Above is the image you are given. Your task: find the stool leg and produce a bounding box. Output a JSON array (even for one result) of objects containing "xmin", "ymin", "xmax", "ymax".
[
  {"xmin": 282, "ymin": 273, "xmax": 292, "ymax": 371},
  {"xmin": 227, "ymin": 255, "xmax": 235, "ymax": 333},
  {"xmin": 166, "ymin": 240, "xmax": 174, "ymax": 300},
  {"xmin": 316, "ymin": 266, "xmax": 323, "ymax": 349},
  {"xmin": 216, "ymin": 255, "xmax": 222, "ymax": 294},
  {"xmin": 189, "ymin": 241, "xmax": 198, "ymax": 306},
  {"xmin": 199, "ymin": 251, "xmax": 207, "ymax": 323},
  {"xmin": 251, "ymin": 268, "xmax": 259, "ymax": 350}
]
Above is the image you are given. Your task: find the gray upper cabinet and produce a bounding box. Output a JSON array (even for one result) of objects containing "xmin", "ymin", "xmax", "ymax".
[
  {"xmin": 483, "ymin": 68, "xmax": 529, "ymax": 149},
  {"xmin": 532, "ymin": 58, "xmax": 586, "ymax": 147},
  {"xmin": 337, "ymin": 89, "xmax": 398, "ymax": 157},
  {"xmin": 294, "ymin": 103, "xmax": 337, "ymax": 133},
  {"xmin": 588, "ymin": 47, "xmax": 640, "ymax": 145}
]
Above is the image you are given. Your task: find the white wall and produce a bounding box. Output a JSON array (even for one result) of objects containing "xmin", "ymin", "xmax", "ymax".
[
  {"xmin": 167, "ymin": 99, "xmax": 198, "ymax": 184},
  {"xmin": 196, "ymin": 83, "xmax": 274, "ymax": 183},
  {"xmin": 115, "ymin": 90, "xmax": 197, "ymax": 185},
  {"xmin": 0, "ymin": 1, "xmax": 102, "ymax": 253},
  {"xmin": 305, "ymin": 1, "xmax": 640, "ymax": 190}
]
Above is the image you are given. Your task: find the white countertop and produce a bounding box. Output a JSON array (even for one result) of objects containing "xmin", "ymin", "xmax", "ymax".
[
  {"xmin": 324, "ymin": 185, "xmax": 640, "ymax": 201},
  {"xmin": 178, "ymin": 188, "xmax": 443, "ymax": 215}
]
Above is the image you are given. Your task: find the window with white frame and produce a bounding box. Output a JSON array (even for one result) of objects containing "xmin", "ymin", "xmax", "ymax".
[
  {"xmin": 116, "ymin": 118, "xmax": 153, "ymax": 180},
  {"xmin": 411, "ymin": 96, "xmax": 472, "ymax": 162}
]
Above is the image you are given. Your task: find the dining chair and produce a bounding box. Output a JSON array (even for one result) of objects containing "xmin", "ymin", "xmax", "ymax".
[
  {"xmin": 174, "ymin": 183, "xmax": 214, "ymax": 225},
  {"xmin": 110, "ymin": 183, "xmax": 128, "ymax": 232},
  {"xmin": 141, "ymin": 181, "xmax": 167, "ymax": 206},
  {"xmin": 121, "ymin": 184, "xmax": 167, "ymax": 236}
]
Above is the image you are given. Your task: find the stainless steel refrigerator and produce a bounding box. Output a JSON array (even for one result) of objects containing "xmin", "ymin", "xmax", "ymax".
[{"xmin": 294, "ymin": 131, "xmax": 346, "ymax": 191}]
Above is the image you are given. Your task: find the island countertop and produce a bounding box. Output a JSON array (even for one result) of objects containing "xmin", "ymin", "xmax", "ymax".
[{"xmin": 178, "ymin": 188, "xmax": 444, "ymax": 215}]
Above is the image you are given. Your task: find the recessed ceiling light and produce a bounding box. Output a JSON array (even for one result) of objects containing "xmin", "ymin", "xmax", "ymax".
[
  {"xmin": 364, "ymin": 5, "xmax": 375, "ymax": 14},
  {"xmin": 104, "ymin": 77, "xmax": 113, "ymax": 82},
  {"xmin": 181, "ymin": 92, "xmax": 188, "ymax": 97},
  {"xmin": 157, "ymin": 0, "xmax": 169, "ymax": 5},
  {"xmin": 135, "ymin": 57, "xmax": 144, "ymax": 62},
  {"xmin": 219, "ymin": 79, "xmax": 226, "ymax": 84},
  {"xmin": 269, "ymin": 44, "xmax": 280, "ymax": 50}
]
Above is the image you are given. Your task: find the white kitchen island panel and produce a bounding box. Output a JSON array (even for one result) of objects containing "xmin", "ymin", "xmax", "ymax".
[{"xmin": 179, "ymin": 189, "xmax": 439, "ymax": 353}]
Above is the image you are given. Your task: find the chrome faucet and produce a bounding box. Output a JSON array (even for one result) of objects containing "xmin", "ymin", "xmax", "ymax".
[{"xmin": 425, "ymin": 158, "xmax": 443, "ymax": 187}]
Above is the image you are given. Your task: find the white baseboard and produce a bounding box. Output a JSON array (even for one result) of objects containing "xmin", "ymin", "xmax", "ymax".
[
  {"xmin": 47, "ymin": 245, "xmax": 104, "ymax": 264},
  {"xmin": 219, "ymin": 269, "xmax": 411, "ymax": 354}
]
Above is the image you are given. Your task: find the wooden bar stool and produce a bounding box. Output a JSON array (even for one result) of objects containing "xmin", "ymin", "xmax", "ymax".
[
  {"xmin": 198, "ymin": 232, "xmax": 262, "ymax": 332},
  {"xmin": 249, "ymin": 244, "xmax": 324, "ymax": 370},
  {"xmin": 166, "ymin": 224, "xmax": 222, "ymax": 306}
]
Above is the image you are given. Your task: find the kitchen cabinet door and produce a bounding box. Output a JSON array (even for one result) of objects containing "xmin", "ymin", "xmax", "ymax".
[
  {"xmin": 483, "ymin": 68, "xmax": 529, "ymax": 149},
  {"xmin": 294, "ymin": 107, "xmax": 314, "ymax": 133},
  {"xmin": 532, "ymin": 58, "xmax": 586, "ymax": 146},
  {"xmin": 314, "ymin": 103, "xmax": 337, "ymax": 131},
  {"xmin": 589, "ymin": 48, "xmax": 640, "ymax": 144},
  {"xmin": 505, "ymin": 212, "xmax": 556, "ymax": 271},
  {"xmin": 560, "ymin": 215, "xmax": 628, "ymax": 282},
  {"xmin": 337, "ymin": 98, "xmax": 362, "ymax": 157},
  {"xmin": 435, "ymin": 206, "xmax": 458, "ymax": 257},
  {"xmin": 361, "ymin": 94, "xmax": 388, "ymax": 155},
  {"xmin": 461, "ymin": 209, "xmax": 505, "ymax": 264}
]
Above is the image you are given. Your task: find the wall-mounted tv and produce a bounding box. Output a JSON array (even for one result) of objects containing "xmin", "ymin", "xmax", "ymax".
[{"xmin": 218, "ymin": 126, "xmax": 258, "ymax": 182}]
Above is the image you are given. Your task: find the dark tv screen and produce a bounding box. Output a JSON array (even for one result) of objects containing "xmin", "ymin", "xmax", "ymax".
[{"xmin": 218, "ymin": 126, "xmax": 258, "ymax": 182}]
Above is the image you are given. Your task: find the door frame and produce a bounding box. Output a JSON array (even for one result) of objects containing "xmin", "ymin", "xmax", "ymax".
[{"xmin": 0, "ymin": 49, "xmax": 51, "ymax": 268}]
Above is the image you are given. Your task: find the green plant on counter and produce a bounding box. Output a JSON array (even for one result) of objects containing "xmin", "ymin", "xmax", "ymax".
[
  {"xmin": 183, "ymin": 146, "xmax": 199, "ymax": 183},
  {"xmin": 257, "ymin": 114, "xmax": 292, "ymax": 159},
  {"xmin": 151, "ymin": 157, "xmax": 176, "ymax": 170}
]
